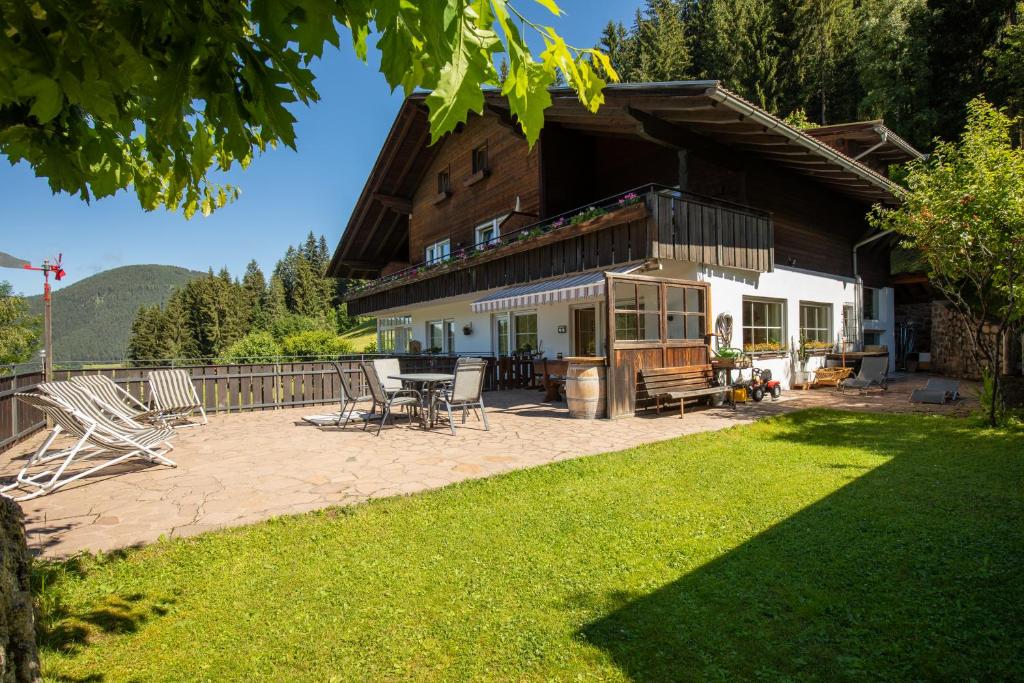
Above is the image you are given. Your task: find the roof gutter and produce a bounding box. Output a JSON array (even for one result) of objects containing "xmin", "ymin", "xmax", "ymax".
[{"xmin": 702, "ymin": 86, "xmax": 902, "ymax": 200}]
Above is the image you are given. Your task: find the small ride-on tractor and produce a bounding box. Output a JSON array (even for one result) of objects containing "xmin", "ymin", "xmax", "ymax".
[{"xmin": 747, "ymin": 368, "xmax": 782, "ymax": 402}]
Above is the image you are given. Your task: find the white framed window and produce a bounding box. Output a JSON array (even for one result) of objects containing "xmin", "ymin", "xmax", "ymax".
[
  {"xmin": 425, "ymin": 319, "xmax": 455, "ymax": 353},
  {"xmin": 742, "ymin": 298, "xmax": 785, "ymax": 351},
  {"xmin": 425, "ymin": 239, "xmax": 451, "ymax": 265},
  {"xmin": 475, "ymin": 219, "xmax": 501, "ymax": 247},
  {"xmin": 799, "ymin": 302, "xmax": 832, "ymax": 343},
  {"xmin": 377, "ymin": 315, "xmax": 413, "ymax": 353},
  {"xmin": 513, "ymin": 312, "xmax": 538, "ymax": 353}
]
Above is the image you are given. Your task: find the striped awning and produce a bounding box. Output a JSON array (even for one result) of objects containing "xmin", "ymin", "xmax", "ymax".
[{"xmin": 470, "ymin": 263, "xmax": 644, "ymax": 313}]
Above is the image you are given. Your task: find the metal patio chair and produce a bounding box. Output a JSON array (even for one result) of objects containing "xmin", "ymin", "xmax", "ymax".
[
  {"xmin": 434, "ymin": 360, "xmax": 490, "ymax": 436},
  {"xmin": 332, "ymin": 362, "xmax": 374, "ymax": 427},
  {"xmin": 360, "ymin": 362, "xmax": 421, "ymax": 436},
  {"xmin": 372, "ymin": 358, "xmax": 405, "ymax": 397}
]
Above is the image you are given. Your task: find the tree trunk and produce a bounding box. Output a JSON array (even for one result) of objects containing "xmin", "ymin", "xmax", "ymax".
[{"xmin": 0, "ymin": 497, "xmax": 40, "ymax": 683}]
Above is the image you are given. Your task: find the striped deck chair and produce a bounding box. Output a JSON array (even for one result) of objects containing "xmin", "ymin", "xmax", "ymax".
[
  {"xmin": 39, "ymin": 380, "xmax": 146, "ymax": 429},
  {"xmin": 70, "ymin": 375, "xmax": 166, "ymax": 425},
  {"xmin": 1, "ymin": 393, "xmax": 176, "ymax": 501},
  {"xmin": 148, "ymin": 369, "xmax": 207, "ymax": 427}
]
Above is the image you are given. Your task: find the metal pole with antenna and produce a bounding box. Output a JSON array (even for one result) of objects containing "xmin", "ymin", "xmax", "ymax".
[{"xmin": 0, "ymin": 251, "xmax": 65, "ymax": 380}]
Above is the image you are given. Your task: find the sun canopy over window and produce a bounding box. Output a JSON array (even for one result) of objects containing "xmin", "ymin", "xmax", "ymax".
[{"xmin": 470, "ymin": 263, "xmax": 643, "ymax": 313}]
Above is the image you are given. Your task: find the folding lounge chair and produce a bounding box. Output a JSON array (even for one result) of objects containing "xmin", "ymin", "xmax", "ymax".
[
  {"xmin": 39, "ymin": 380, "xmax": 146, "ymax": 429},
  {"xmin": 360, "ymin": 362, "xmax": 421, "ymax": 436},
  {"xmin": 434, "ymin": 360, "xmax": 490, "ymax": 436},
  {"xmin": 910, "ymin": 378, "xmax": 960, "ymax": 404},
  {"xmin": 1, "ymin": 393, "xmax": 176, "ymax": 501},
  {"xmin": 70, "ymin": 374, "xmax": 166, "ymax": 425},
  {"xmin": 839, "ymin": 356, "xmax": 889, "ymax": 394},
  {"xmin": 148, "ymin": 369, "xmax": 208, "ymax": 427}
]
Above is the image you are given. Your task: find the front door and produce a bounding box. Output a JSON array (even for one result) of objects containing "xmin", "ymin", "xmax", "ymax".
[{"xmin": 573, "ymin": 307, "xmax": 597, "ymax": 356}]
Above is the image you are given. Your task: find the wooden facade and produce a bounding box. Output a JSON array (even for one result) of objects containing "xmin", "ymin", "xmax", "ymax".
[
  {"xmin": 604, "ymin": 272, "xmax": 711, "ymax": 419},
  {"xmin": 651, "ymin": 192, "xmax": 773, "ymax": 273},
  {"xmin": 346, "ymin": 191, "xmax": 775, "ymax": 316},
  {"xmin": 410, "ymin": 114, "xmax": 542, "ymax": 263}
]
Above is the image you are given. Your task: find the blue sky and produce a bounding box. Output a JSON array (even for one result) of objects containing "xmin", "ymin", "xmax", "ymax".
[{"xmin": 0, "ymin": 1, "xmax": 641, "ymax": 296}]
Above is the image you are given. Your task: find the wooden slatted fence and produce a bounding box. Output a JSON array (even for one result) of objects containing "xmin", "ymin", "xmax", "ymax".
[{"xmin": 1, "ymin": 355, "xmax": 503, "ymax": 453}]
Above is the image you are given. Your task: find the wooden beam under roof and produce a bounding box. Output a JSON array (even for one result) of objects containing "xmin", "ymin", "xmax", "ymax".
[
  {"xmin": 626, "ymin": 106, "xmax": 746, "ymax": 171},
  {"xmin": 372, "ymin": 193, "xmax": 412, "ymax": 214}
]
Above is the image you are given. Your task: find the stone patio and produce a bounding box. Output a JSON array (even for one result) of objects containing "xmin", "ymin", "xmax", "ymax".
[{"xmin": 2, "ymin": 374, "xmax": 976, "ymax": 558}]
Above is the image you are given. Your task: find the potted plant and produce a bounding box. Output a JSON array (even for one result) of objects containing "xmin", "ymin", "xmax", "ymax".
[{"xmin": 792, "ymin": 337, "xmax": 811, "ymax": 386}]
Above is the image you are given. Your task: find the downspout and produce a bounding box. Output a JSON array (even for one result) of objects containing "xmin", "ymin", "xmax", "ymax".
[{"xmin": 852, "ymin": 230, "xmax": 893, "ymax": 350}]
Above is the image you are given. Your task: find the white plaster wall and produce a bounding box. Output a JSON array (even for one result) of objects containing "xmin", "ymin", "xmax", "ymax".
[
  {"xmin": 698, "ymin": 264, "xmax": 893, "ymax": 389},
  {"xmin": 389, "ymin": 293, "xmax": 593, "ymax": 357},
  {"xmin": 375, "ymin": 261, "xmax": 895, "ymax": 391}
]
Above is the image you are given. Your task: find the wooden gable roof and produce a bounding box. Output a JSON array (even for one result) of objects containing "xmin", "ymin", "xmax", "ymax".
[{"xmin": 329, "ymin": 81, "xmax": 905, "ymax": 279}]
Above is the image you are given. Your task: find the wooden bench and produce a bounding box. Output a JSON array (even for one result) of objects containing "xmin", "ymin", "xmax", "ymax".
[{"xmin": 639, "ymin": 365, "xmax": 728, "ymax": 418}]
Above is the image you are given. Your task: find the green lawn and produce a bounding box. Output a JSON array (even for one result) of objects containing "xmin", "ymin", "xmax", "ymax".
[
  {"xmin": 339, "ymin": 319, "xmax": 377, "ymax": 352},
  {"xmin": 36, "ymin": 410, "xmax": 1023, "ymax": 681}
]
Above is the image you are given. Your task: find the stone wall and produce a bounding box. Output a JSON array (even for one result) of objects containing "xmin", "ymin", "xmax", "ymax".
[
  {"xmin": 930, "ymin": 301, "xmax": 1016, "ymax": 379},
  {"xmin": 0, "ymin": 498, "xmax": 39, "ymax": 683}
]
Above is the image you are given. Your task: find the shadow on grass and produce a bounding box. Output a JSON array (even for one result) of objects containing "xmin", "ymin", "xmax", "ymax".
[
  {"xmin": 33, "ymin": 551, "xmax": 177, "ymax": 658},
  {"xmin": 579, "ymin": 410, "xmax": 1024, "ymax": 680}
]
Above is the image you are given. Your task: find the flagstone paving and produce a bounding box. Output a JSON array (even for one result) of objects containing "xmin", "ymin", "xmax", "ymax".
[{"xmin": 2, "ymin": 375, "xmax": 976, "ymax": 558}]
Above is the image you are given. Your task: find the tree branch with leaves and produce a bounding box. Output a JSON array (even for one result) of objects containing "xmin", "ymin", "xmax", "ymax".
[
  {"xmin": 0, "ymin": 0, "xmax": 616, "ymax": 217},
  {"xmin": 870, "ymin": 97, "xmax": 1024, "ymax": 426}
]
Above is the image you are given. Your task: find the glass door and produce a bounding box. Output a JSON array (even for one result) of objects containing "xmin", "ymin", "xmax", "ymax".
[
  {"xmin": 493, "ymin": 314, "xmax": 510, "ymax": 356},
  {"xmin": 573, "ymin": 307, "xmax": 597, "ymax": 356}
]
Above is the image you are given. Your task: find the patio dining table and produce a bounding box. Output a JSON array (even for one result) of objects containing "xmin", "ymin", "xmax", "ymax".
[{"xmin": 389, "ymin": 373, "xmax": 455, "ymax": 430}]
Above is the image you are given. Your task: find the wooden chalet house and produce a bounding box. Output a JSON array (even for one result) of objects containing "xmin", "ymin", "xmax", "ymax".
[{"xmin": 328, "ymin": 81, "xmax": 922, "ymax": 417}]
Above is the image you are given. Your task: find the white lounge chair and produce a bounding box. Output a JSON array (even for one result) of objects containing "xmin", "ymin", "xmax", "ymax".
[
  {"xmin": 1, "ymin": 393, "xmax": 176, "ymax": 501},
  {"xmin": 148, "ymin": 369, "xmax": 208, "ymax": 427},
  {"xmin": 39, "ymin": 380, "xmax": 147, "ymax": 429},
  {"xmin": 70, "ymin": 374, "xmax": 166, "ymax": 425}
]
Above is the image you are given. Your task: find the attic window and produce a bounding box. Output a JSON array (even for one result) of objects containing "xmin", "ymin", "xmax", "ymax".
[{"xmin": 472, "ymin": 145, "xmax": 489, "ymax": 174}]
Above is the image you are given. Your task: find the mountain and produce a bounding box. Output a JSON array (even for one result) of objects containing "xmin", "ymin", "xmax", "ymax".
[{"xmin": 26, "ymin": 265, "xmax": 204, "ymax": 362}]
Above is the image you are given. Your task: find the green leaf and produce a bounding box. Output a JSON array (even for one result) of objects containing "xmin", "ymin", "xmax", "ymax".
[
  {"xmin": 532, "ymin": 0, "xmax": 563, "ymax": 16},
  {"xmin": 423, "ymin": 4, "xmax": 500, "ymax": 142},
  {"xmin": 16, "ymin": 75, "xmax": 62, "ymax": 123}
]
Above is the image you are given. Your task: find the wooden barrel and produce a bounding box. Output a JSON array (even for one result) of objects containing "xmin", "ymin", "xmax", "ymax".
[{"xmin": 565, "ymin": 358, "xmax": 607, "ymax": 419}]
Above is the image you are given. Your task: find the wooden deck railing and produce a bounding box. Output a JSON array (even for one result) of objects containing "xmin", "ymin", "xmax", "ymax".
[
  {"xmin": 0, "ymin": 370, "xmax": 45, "ymax": 453},
  {"xmin": 1, "ymin": 355, "xmax": 526, "ymax": 453}
]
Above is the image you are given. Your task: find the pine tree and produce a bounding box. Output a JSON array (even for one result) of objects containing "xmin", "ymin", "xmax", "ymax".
[
  {"xmin": 694, "ymin": 0, "xmax": 786, "ymax": 113},
  {"xmin": 241, "ymin": 259, "xmax": 269, "ymax": 330},
  {"xmin": 274, "ymin": 246, "xmax": 300, "ymax": 310},
  {"xmin": 598, "ymin": 20, "xmax": 637, "ymax": 81},
  {"xmin": 794, "ymin": 0, "xmax": 858, "ymax": 124},
  {"xmin": 633, "ymin": 0, "xmax": 692, "ymax": 82},
  {"xmin": 266, "ymin": 274, "xmax": 287, "ymax": 323},
  {"xmin": 126, "ymin": 304, "xmax": 164, "ymax": 362}
]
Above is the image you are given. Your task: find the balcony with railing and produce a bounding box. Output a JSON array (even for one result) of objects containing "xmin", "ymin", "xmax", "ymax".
[{"xmin": 343, "ymin": 186, "xmax": 773, "ymax": 316}]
